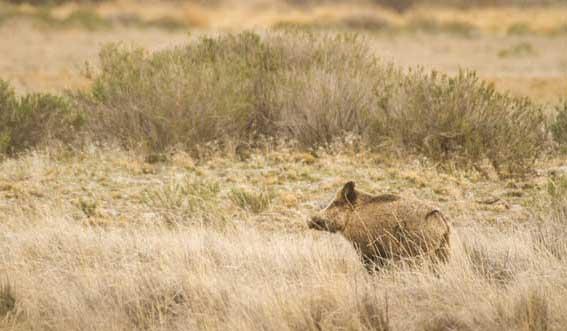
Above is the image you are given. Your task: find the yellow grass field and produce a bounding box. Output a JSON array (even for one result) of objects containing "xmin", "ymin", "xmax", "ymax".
[
  {"xmin": 0, "ymin": 1, "xmax": 566, "ymax": 330},
  {"xmin": 1, "ymin": 146, "xmax": 565, "ymax": 330}
]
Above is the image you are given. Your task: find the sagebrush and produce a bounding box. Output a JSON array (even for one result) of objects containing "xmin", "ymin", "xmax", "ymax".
[
  {"xmin": 78, "ymin": 31, "xmax": 546, "ymax": 175},
  {"xmin": 551, "ymin": 100, "xmax": 567, "ymax": 148},
  {"xmin": 0, "ymin": 80, "xmax": 83, "ymax": 155}
]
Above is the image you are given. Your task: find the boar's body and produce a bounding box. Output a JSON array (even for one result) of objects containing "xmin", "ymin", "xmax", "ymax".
[
  {"xmin": 342, "ymin": 195, "xmax": 450, "ymax": 263},
  {"xmin": 309, "ymin": 182, "xmax": 451, "ymax": 266}
]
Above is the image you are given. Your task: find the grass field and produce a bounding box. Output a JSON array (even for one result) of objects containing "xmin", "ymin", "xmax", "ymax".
[
  {"xmin": 1, "ymin": 146, "xmax": 567, "ymax": 329},
  {"xmin": 0, "ymin": 0, "xmax": 566, "ymax": 330}
]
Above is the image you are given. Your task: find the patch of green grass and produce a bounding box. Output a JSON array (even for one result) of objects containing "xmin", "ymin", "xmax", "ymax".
[
  {"xmin": 406, "ymin": 17, "xmax": 477, "ymax": 37},
  {"xmin": 547, "ymin": 175, "xmax": 567, "ymax": 202},
  {"xmin": 0, "ymin": 4, "xmax": 188, "ymax": 31},
  {"xmin": 142, "ymin": 178, "xmax": 221, "ymax": 225},
  {"xmin": 340, "ymin": 15, "xmax": 392, "ymax": 31},
  {"xmin": 0, "ymin": 6, "xmax": 111, "ymax": 30},
  {"xmin": 498, "ymin": 42, "xmax": 536, "ymax": 58},
  {"xmin": 63, "ymin": 9, "xmax": 111, "ymax": 30},
  {"xmin": 273, "ymin": 16, "xmax": 477, "ymax": 36},
  {"xmin": 229, "ymin": 187, "xmax": 274, "ymax": 214},
  {"xmin": 145, "ymin": 17, "xmax": 187, "ymax": 31},
  {"xmin": 507, "ymin": 22, "xmax": 533, "ymax": 35},
  {"xmin": 78, "ymin": 198, "xmax": 98, "ymax": 218}
]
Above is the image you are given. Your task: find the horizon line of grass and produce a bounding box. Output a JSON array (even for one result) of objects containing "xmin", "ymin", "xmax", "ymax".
[{"xmin": 0, "ymin": 4, "xmax": 190, "ymax": 31}]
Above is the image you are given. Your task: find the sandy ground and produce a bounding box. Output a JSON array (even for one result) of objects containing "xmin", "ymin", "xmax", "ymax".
[{"xmin": 0, "ymin": 22, "xmax": 190, "ymax": 93}]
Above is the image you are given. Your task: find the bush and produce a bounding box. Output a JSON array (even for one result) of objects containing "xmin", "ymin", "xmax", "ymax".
[
  {"xmin": 368, "ymin": 70, "xmax": 546, "ymax": 175},
  {"xmin": 0, "ymin": 80, "xmax": 84, "ymax": 155},
  {"xmin": 77, "ymin": 31, "xmax": 546, "ymax": 175},
  {"xmin": 551, "ymin": 100, "xmax": 567, "ymax": 148},
  {"xmin": 81, "ymin": 32, "xmax": 383, "ymax": 151},
  {"xmin": 83, "ymin": 33, "xmax": 277, "ymax": 151}
]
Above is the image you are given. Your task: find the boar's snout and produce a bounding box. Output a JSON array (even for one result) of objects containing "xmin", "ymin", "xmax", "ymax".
[{"xmin": 308, "ymin": 215, "xmax": 333, "ymax": 232}]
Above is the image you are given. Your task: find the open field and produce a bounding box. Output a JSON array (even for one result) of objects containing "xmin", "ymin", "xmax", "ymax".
[
  {"xmin": 2, "ymin": 23, "xmax": 567, "ymax": 103},
  {"xmin": 1, "ymin": 1, "xmax": 567, "ymax": 101},
  {"xmin": 1, "ymin": 0, "xmax": 567, "ymax": 330},
  {"xmin": 1, "ymin": 147, "xmax": 567, "ymax": 330}
]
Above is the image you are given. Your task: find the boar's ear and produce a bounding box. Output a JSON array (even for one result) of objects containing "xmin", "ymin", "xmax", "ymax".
[{"xmin": 337, "ymin": 181, "xmax": 357, "ymax": 205}]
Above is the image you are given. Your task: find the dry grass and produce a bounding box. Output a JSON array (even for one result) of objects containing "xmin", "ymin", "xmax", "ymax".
[
  {"xmin": 485, "ymin": 77, "xmax": 567, "ymax": 103},
  {"xmin": 0, "ymin": 2, "xmax": 566, "ymax": 329},
  {"xmin": 1, "ymin": 26, "xmax": 565, "ymax": 106},
  {"xmin": 7, "ymin": 0, "xmax": 567, "ymax": 33},
  {"xmin": 1, "ymin": 15, "xmax": 566, "ymax": 104},
  {"xmin": 0, "ymin": 147, "xmax": 565, "ymax": 330}
]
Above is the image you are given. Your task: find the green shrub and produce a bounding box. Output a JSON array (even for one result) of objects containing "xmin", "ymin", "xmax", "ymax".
[
  {"xmin": 81, "ymin": 31, "xmax": 382, "ymax": 151},
  {"xmin": 368, "ymin": 70, "xmax": 546, "ymax": 175},
  {"xmin": 0, "ymin": 80, "xmax": 84, "ymax": 155},
  {"xmin": 78, "ymin": 31, "xmax": 547, "ymax": 175},
  {"xmin": 272, "ymin": 33, "xmax": 390, "ymax": 147},
  {"xmin": 551, "ymin": 100, "xmax": 567, "ymax": 148}
]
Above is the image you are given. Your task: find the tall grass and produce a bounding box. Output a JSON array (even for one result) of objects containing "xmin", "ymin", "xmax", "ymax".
[
  {"xmin": 1, "ymin": 198, "xmax": 567, "ymax": 330},
  {"xmin": 0, "ymin": 139, "xmax": 563, "ymax": 330},
  {"xmin": 79, "ymin": 30, "xmax": 546, "ymax": 175},
  {"xmin": 142, "ymin": 177, "xmax": 222, "ymax": 226}
]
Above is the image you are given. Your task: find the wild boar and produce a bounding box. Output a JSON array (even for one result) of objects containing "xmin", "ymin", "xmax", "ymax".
[{"xmin": 309, "ymin": 181, "xmax": 451, "ymax": 267}]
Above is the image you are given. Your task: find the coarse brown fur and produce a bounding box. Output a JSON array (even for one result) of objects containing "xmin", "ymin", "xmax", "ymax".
[{"xmin": 309, "ymin": 181, "xmax": 451, "ymax": 268}]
